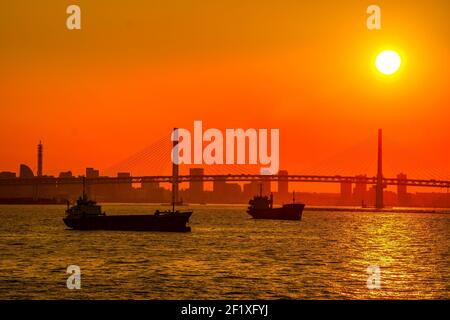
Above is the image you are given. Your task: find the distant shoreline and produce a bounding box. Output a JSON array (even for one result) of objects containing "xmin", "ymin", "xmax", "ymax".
[
  {"xmin": 0, "ymin": 201, "xmax": 449, "ymax": 214},
  {"xmin": 304, "ymin": 206, "xmax": 450, "ymax": 214}
]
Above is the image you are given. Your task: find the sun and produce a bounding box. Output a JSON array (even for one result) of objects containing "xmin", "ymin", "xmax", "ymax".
[{"xmin": 375, "ymin": 50, "xmax": 401, "ymax": 75}]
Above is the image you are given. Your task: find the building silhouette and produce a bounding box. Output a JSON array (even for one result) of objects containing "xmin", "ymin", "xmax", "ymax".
[
  {"xmin": 340, "ymin": 181, "xmax": 352, "ymax": 205},
  {"xmin": 19, "ymin": 164, "xmax": 34, "ymax": 178},
  {"xmin": 397, "ymin": 173, "xmax": 409, "ymax": 206},
  {"xmin": 243, "ymin": 180, "xmax": 259, "ymax": 199},
  {"xmin": 353, "ymin": 174, "xmax": 368, "ymax": 206},
  {"xmin": 261, "ymin": 176, "xmax": 271, "ymax": 196},
  {"xmin": 277, "ymin": 170, "xmax": 289, "ymax": 202},
  {"xmin": 0, "ymin": 144, "xmax": 449, "ymax": 207},
  {"xmin": 188, "ymin": 168, "xmax": 205, "ymax": 203}
]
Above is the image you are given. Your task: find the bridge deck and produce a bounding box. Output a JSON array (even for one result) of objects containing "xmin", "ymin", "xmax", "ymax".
[{"xmin": 0, "ymin": 175, "xmax": 449, "ymax": 188}]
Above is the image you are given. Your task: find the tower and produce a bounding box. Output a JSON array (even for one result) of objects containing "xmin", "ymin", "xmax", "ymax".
[
  {"xmin": 37, "ymin": 141, "xmax": 43, "ymax": 177},
  {"xmin": 375, "ymin": 129, "xmax": 384, "ymax": 209},
  {"xmin": 172, "ymin": 128, "xmax": 180, "ymax": 209}
]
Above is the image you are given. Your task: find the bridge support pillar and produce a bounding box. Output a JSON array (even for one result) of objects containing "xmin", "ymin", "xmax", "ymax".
[
  {"xmin": 376, "ymin": 129, "xmax": 384, "ymax": 209},
  {"xmin": 172, "ymin": 128, "xmax": 180, "ymax": 208}
]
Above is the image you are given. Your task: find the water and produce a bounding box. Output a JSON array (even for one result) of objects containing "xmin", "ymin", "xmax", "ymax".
[{"xmin": 0, "ymin": 204, "xmax": 449, "ymax": 299}]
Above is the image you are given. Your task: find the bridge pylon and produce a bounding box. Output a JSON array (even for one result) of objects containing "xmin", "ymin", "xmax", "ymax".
[
  {"xmin": 375, "ymin": 128, "xmax": 384, "ymax": 209},
  {"xmin": 172, "ymin": 128, "xmax": 180, "ymax": 208}
]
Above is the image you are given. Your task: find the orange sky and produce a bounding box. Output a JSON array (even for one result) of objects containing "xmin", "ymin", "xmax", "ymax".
[{"xmin": 0, "ymin": 0, "xmax": 449, "ymax": 182}]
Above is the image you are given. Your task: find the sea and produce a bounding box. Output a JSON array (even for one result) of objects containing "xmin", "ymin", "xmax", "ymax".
[{"xmin": 0, "ymin": 204, "xmax": 449, "ymax": 299}]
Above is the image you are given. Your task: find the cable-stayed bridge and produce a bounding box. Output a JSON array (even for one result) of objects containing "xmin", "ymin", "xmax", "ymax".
[{"xmin": 1, "ymin": 129, "xmax": 449, "ymax": 208}]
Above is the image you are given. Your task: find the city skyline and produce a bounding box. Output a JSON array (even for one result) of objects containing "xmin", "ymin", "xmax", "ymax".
[{"xmin": 1, "ymin": 140, "xmax": 449, "ymax": 208}]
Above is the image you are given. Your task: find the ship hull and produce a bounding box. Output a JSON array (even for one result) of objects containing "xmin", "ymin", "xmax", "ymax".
[
  {"xmin": 247, "ymin": 204, "xmax": 304, "ymax": 221},
  {"xmin": 63, "ymin": 212, "xmax": 192, "ymax": 232}
]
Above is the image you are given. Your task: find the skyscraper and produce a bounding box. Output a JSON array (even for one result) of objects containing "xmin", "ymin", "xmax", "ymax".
[
  {"xmin": 340, "ymin": 181, "xmax": 352, "ymax": 204},
  {"xmin": 397, "ymin": 173, "xmax": 408, "ymax": 206},
  {"xmin": 354, "ymin": 174, "xmax": 367, "ymax": 205},
  {"xmin": 278, "ymin": 170, "xmax": 289, "ymax": 197},
  {"xmin": 189, "ymin": 168, "xmax": 204, "ymax": 203}
]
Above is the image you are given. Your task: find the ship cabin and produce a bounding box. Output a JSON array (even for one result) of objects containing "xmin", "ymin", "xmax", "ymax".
[
  {"xmin": 248, "ymin": 193, "xmax": 274, "ymax": 211},
  {"xmin": 66, "ymin": 194, "xmax": 103, "ymax": 217}
]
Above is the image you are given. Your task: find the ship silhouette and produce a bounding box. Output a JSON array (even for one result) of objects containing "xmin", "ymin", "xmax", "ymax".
[
  {"xmin": 63, "ymin": 178, "xmax": 192, "ymax": 232},
  {"xmin": 247, "ymin": 186, "xmax": 304, "ymax": 221}
]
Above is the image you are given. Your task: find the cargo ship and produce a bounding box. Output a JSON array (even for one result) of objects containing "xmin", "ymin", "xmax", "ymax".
[
  {"xmin": 64, "ymin": 176, "xmax": 192, "ymax": 232},
  {"xmin": 63, "ymin": 128, "xmax": 192, "ymax": 232},
  {"xmin": 247, "ymin": 189, "xmax": 304, "ymax": 221}
]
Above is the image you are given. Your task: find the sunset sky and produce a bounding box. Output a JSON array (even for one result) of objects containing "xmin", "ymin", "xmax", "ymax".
[{"xmin": 0, "ymin": 0, "xmax": 449, "ymax": 182}]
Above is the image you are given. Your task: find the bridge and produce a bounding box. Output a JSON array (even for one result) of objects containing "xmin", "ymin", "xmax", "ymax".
[
  {"xmin": 1, "ymin": 174, "xmax": 449, "ymax": 188},
  {"xmin": 1, "ymin": 129, "xmax": 449, "ymax": 208}
]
